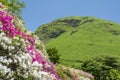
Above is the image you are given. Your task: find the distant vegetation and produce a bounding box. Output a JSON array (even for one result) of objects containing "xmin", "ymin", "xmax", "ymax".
[{"xmin": 81, "ymin": 56, "xmax": 120, "ymax": 80}]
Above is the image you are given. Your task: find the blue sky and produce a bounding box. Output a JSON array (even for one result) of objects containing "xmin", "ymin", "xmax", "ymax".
[{"xmin": 20, "ymin": 0, "xmax": 120, "ymax": 31}]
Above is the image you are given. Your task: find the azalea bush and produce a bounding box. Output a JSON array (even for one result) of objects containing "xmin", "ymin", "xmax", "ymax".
[{"xmin": 0, "ymin": 3, "xmax": 60, "ymax": 80}]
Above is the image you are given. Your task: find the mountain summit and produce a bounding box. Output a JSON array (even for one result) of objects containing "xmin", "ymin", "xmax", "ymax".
[{"xmin": 35, "ymin": 16, "xmax": 120, "ymax": 66}]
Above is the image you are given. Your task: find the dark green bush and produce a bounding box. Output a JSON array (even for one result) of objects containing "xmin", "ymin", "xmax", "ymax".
[
  {"xmin": 48, "ymin": 29, "xmax": 65, "ymax": 38},
  {"xmin": 65, "ymin": 19, "xmax": 80, "ymax": 27},
  {"xmin": 109, "ymin": 29, "xmax": 120, "ymax": 35},
  {"xmin": 81, "ymin": 56, "xmax": 120, "ymax": 80},
  {"xmin": 47, "ymin": 47, "xmax": 61, "ymax": 64}
]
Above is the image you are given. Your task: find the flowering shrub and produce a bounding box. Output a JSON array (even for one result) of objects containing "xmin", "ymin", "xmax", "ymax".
[{"xmin": 0, "ymin": 3, "xmax": 60, "ymax": 80}]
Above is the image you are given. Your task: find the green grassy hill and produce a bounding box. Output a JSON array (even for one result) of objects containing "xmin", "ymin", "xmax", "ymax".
[{"xmin": 35, "ymin": 16, "xmax": 120, "ymax": 67}]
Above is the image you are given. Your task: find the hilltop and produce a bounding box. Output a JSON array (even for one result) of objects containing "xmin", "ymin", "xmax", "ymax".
[{"xmin": 35, "ymin": 16, "xmax": 120, "ymax": 66}]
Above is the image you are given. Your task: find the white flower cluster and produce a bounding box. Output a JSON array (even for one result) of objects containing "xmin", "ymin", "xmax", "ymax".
[
  {"xmin": 13, "ymin": 52, "xmax": 48, "ymax": 79},
  {"xmin": 0, "ymin": 63, "xmax": 14, "ymax": 79},
  {"xmin": 0, "ymin": 32, "xmax": 14, "ymax": 50},
  {"xmin": 0, "ymin": 28, "xmax": 57, "ymax": 80}
]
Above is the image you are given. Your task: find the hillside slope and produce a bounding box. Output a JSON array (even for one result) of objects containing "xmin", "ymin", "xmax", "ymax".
[{"xmin": 35, "ymin": 16, "xmax": 120, "ymax": 66}]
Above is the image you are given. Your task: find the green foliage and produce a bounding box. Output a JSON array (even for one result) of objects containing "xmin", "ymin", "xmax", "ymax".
[
  {"xmin": 109, "ymin": 29, "xmax": 120, "ymax": 35},
  {"xmin": 81, "ymin": 56, "xmax": 120, "ymax": 80},
  {"xmin": 93, "ymin": 56, "xmax": 120, "ymax": 70},
  {"xmin": 48, "ymin": 28, "xmax": 65, "ymax": 38},
  {"xmin": 47, "ymin": 47, "xmax": 61, "ymax": 64},
  {"xmin": 35, "ymin": 16, "xmax": 120, "ymax": 67},
  {"xmin": 109, "ymin": 69, "xmax": 120, "ymax": 79},
  {"xmin": 63, "ymin": 19, "xmax": 80, "ymax": 27},
  {"xmin": 0, "ymin": 0, "xmax": 25, "ymax": 18},
  {"xmin": 55, "ymin": 65, "xmax": 94, "ymax": 80}
]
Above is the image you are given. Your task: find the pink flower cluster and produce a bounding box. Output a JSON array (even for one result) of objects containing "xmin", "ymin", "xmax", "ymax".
[{"xmin": 0, "ymin": 4, "xmax": 59, "ymax": 80}]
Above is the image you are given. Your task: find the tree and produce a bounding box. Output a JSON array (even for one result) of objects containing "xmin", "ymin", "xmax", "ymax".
[{"xmin": 0, "ymin": 0, "xmax": 25, "ymax": 18}]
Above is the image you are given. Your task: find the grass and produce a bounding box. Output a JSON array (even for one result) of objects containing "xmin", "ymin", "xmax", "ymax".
[
  {"xmin": 46, "ymin": 30, "xmax": 120, "ymax": 67},
  {"xmin": 35, "ymin": 16, "xmax": 120, "ymax": 67}
]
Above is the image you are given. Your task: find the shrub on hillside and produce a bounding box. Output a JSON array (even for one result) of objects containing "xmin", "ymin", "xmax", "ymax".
[
  {"xmin": 81, "ymin": 56, "xmax": 120, "ymax": 80},
  {"xmin": 48, "ymin": 29, "xmax": 65, "ymax": 38},
  {"xmin": 47, "ymin": 47, "xmax": 61, "ymax": 64}
]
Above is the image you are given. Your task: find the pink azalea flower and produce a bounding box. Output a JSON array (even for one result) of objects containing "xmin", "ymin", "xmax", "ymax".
[
  {"xmin": 32, "ymin": 53, "xmax": 41, "ymax": 63},
  {"xmin": 2, "ymin": 25, "xmax": 7, "ymax": 31},
  {"xmin": 14, "ymin": 27, "xmax": 21, "ymax": 35},
  {"xmin": 22, "ymin": 32, "xmax": 27, "ymax": 39},
  {"xmin": 41, "ymin": 59, "xmax": 46, "ymax": 65},
  {"xmin": 9, "ymin": 30, "xmax": 15, "ymax": 37},
  {"xmin": 2, "ymin": 15, "xmax": 12, "ymax": 24},
  {"xmin": 27, "ymin": 44, "xmax": 35, "ymax": 54},
  {"xmin": 27, "ymin": 35, "xmax": 35, "ymax": 43}
]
